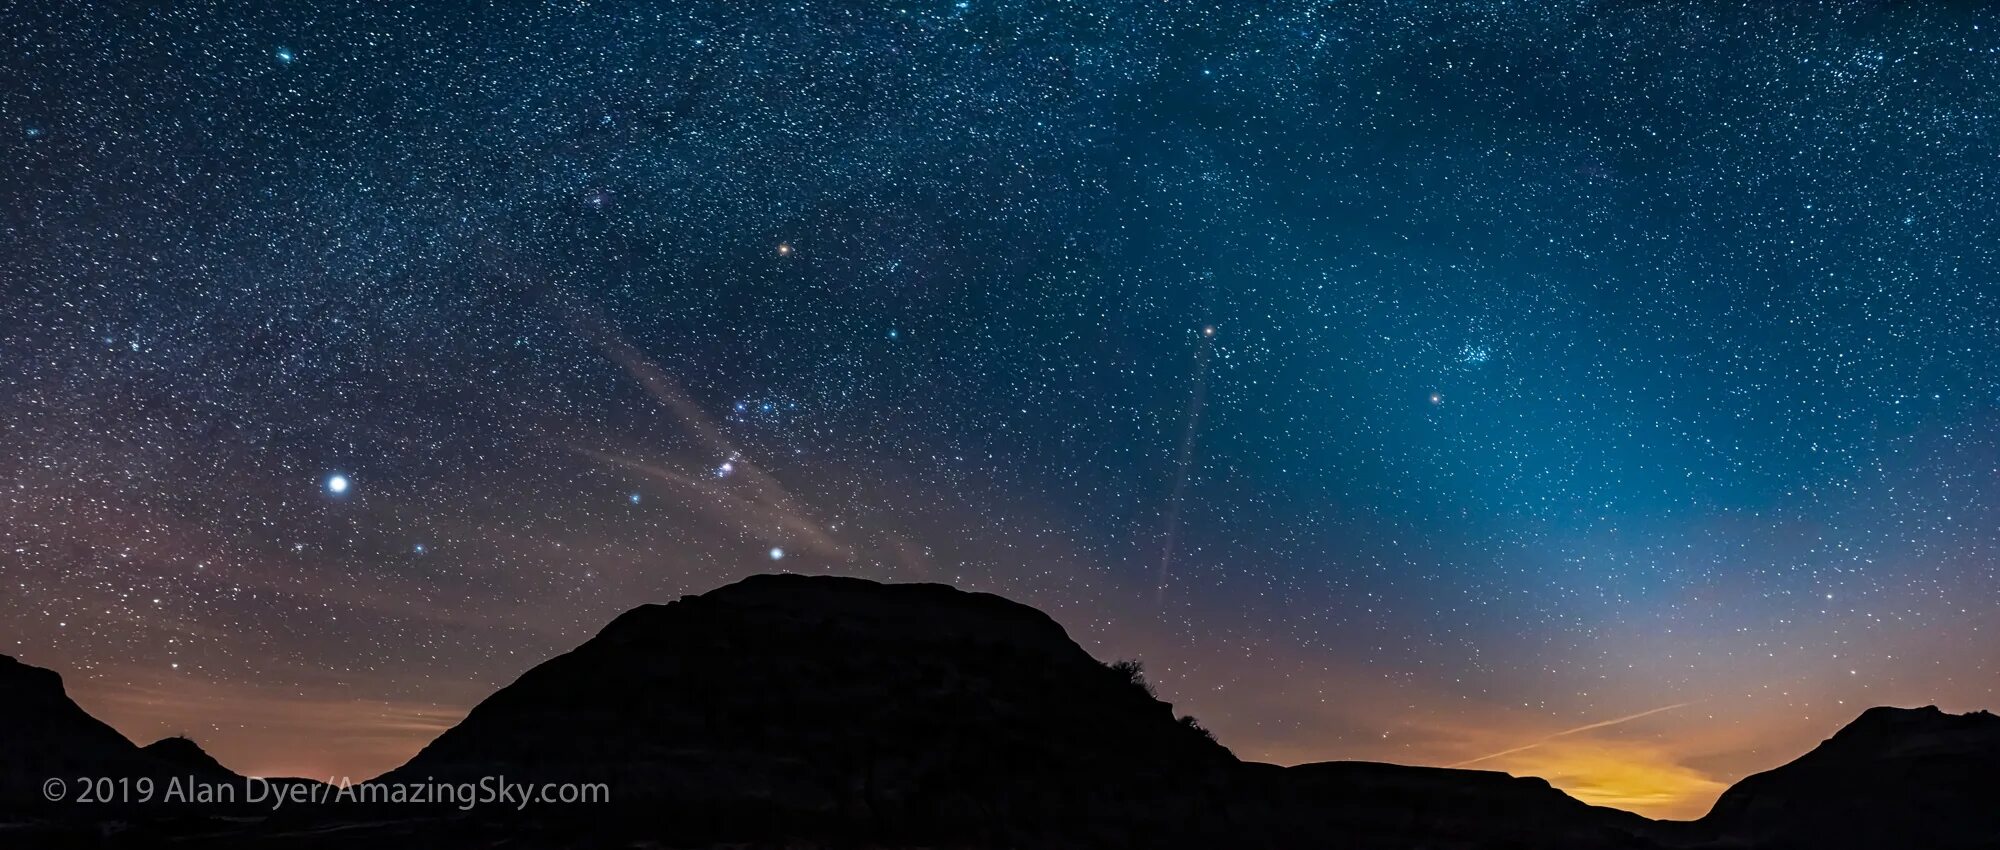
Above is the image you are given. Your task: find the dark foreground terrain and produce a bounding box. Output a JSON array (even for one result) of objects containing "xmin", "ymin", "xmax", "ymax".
[{"xmin": 5, "ymin": 573, "xmax": 1998, "ymax": 848}]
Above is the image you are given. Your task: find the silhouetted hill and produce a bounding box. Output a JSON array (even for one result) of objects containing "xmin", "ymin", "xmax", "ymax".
[
  {"xmin": 2, "ymin": 656, "xmax": 328, "ymax": 832},
  {"xmin": 378, "ymin": 572, "xmax": 1242, "ymax": 846},
  {"xmin": 7, "ymin": 577, "xmax": 2000, "ymax": 849},
  {"xmin": 140, "ymin": 736, "xmax": 238, "ymax": 780},
  {"xmin": 0, "ymin": 653, "xmax": 157, "ymax": 811},
  {"xmin": 369, "ymin": 573, "xmax": 1658, "ymax": 848},
  {"xmin": 1692, "ymin": 704, "xmax": 2000, "ymax": 849},
  {"xmin": 1231, "ymin": 760, "xmax": 1657, "ymax": 848}
]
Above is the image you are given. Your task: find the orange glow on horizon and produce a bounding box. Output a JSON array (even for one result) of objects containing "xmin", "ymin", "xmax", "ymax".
[{"xmin": 1469, "ymin": 739, "xmax": 1730, "ymax": 820}]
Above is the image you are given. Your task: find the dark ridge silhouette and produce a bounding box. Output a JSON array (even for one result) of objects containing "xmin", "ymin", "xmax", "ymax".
[
  {"xmin": 1231, "ymin": 760, "xmax": 1658, "ymax": 848},
  {"xmin": 377, "ymin": 573, "xmax": 1244, "ymax": 846},
  {"xmin": 1690, "ymin": 704, "xmax": 2000, "ymax": 849},
  {"xmin": 140, "ymin": 736, "xmax": 239, "ymax": 780},
  {"xmin": 372, "ymin": 573, "xmax": 1652, "ymax": 847},
  {"xmin": 4, "ymin": 576, "xmax": 1998, "ymax": 849},
  {"xmin": 1, "ymin": 656, "xmax": 328, "ymax": 833},
  {"xmin": 0, "ymin": 653, "xmax": 158, "ymax": 810}
]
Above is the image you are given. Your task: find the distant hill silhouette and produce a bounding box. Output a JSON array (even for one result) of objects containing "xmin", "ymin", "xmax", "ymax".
[
  {"xmin": 378, "ymin": 573, "xmax": 1244, "ymax": 846},
  {"xmin": 1690, "ymin": 704, "xmax": 2000, "ymax": 849},
  {"xmin": 5, "ymin": 575, "xmax": 1998, "ymax": 849},
  {"xmin": 1, "ymin": 656, "xmax": 326, "ymax": 828},
  {"xmin": 139, "ymin": 736, "xmax": 239, "ymax": 780},
  {"xmin": 1232, "ymin": 760, "xmax": 1657, "ymax": 848},
  {"xmin": 0, "ymin": 653, "xmax": 160, "ymax": 809},
  {"xmin": 374, "ymin": 573, "xmax": 1654, "ymax": 847}
]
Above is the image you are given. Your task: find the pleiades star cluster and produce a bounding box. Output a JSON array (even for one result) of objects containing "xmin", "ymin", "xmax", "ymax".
[{"xmin": 4, "ymin": 1, "xmax": 1998, "ymax": 818}]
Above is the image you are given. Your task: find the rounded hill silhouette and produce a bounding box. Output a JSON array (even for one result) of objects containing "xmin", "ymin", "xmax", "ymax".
[{"xmin": 5, "ymin": 575, "xmax": 1997, "ymax": 849}]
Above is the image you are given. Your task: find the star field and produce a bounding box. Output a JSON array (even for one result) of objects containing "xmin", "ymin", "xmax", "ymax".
[{"xmin": 5, "ymin": 0, "xmax": 2000, "ymax": 818}]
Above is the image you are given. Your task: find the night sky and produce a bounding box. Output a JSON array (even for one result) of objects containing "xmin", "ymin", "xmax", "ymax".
[{"xmin": 6, "ymin": 0, "xmax": 2000, "ymax": 819}]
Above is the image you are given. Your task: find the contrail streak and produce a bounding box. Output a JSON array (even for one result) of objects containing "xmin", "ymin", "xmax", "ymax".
[
  {"xmin": 1155, "ymin": 326, "xmax": 1215, "ymax": 607},
  {"xmin": 1447, "ymin": 701, "xmax": 1696, "ymax": 768}
]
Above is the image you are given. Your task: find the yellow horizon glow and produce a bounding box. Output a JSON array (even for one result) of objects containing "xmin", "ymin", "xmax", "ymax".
[{"xmin": 1472, "ymin": 738, "xmax": 1730, "ymax": 820}]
